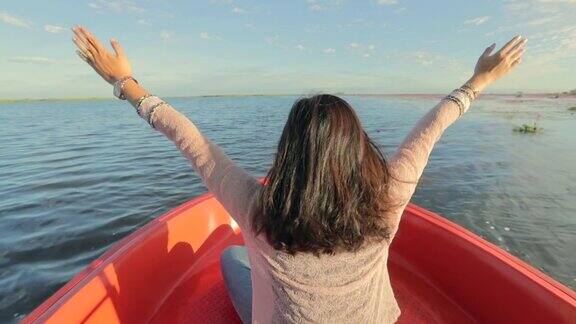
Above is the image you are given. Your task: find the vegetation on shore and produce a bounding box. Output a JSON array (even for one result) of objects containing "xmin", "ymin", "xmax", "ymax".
[
  {"xmin": 550, "ymin": 89, "xmax": 576, "ymax": 98},
  {"xmin": 0, "ymin": 97, "xmax": 109, "ymax": 105}
]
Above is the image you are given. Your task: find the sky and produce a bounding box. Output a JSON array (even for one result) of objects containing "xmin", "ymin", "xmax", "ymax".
[{"xmin": 0, "ymin": 0, "xmax": 575, "ymax": 99}]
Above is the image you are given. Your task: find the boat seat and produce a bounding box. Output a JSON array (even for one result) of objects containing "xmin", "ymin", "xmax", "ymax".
[{"xmin": 150, "ymin": 234, "xmax": 473, "ymax": 324}]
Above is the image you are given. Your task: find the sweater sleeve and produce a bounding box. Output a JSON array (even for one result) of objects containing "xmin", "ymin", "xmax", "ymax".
[
  {"xmin": 387, "ymin": 93, "xmax": 470, "ymax": 221},
  {"xmin": 139, "ymin": 98, "xmax": 261, "ymax": 230}
]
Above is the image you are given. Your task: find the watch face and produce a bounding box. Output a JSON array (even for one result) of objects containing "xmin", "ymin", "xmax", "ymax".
[
  {"xmin": 113, "ymin": 81, "xmax": 123, "ymax": 99},
  {"xmin": 113, "ymin": 77, "xmax": 132, "ymax": 100},
  {"xmin": 113, "ymin": 83, "xmax": 120, "ymax": 98}
]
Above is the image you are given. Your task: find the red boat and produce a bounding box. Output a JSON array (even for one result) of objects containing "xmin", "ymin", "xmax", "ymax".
[{"xmin": 24, "ymin": 192, "xmax": 576, "ymax": 323}]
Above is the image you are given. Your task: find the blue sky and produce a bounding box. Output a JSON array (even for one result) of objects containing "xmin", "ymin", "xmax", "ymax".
[{"xmin": 1, "ymin": 0, "xmax": 575, "ymax": 99}]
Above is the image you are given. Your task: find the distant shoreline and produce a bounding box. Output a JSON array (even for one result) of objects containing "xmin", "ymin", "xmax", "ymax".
[
  {"xmin": 1, "ymin": 92, "xmax": 574, "ymax": 105},
  {"xmin": 0, "ymin": 97, "xmax": 110, "ymax": 104}
]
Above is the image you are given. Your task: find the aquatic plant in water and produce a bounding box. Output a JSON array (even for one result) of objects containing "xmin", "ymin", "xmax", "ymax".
[
  {"xmin": 568, "ymin": 106, "xmax": 576, "ymax": 112},
  {"xmin": 513, "ymin": 122, "xmax": 541, "ymax": 133}
]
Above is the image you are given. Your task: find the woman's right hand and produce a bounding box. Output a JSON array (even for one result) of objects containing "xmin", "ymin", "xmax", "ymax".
[{"xmin": 468, "ymin": 35, "xmax": 527, "ymax": 91}]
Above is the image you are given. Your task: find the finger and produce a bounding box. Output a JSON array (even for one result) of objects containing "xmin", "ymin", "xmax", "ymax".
[
  {"xmin": 510, "ymin": 48, "xmax": 525, "ymax": 62},
  {"xmin": 73, "ymin": 34, "xmax": 90, "ymax": 47},
  {"xmin": 72, "ymin": 37, "xmax": 94, "ymax": 60},
  {"xmin": 73, "ymin": 29, "xmax": 99, "ymax": 57},
  {"xmin": 76, "ymin": 27, "xmax": 99, "ymax": 53},
  {"xmin": 76, "ymin": 50, "xmax": 97, "ymax": 70},
  {"xmin": 72, "ymin": 27, "xmax": 92, "ymax": 48},
  {"xmin": 72, "ymin": 36, "xmax": 90, "ymax": 53},
  {"xmin": 482, "ymin": 43, "xmax": 496, "ymax": 57},
  {"xmin": 110, "ymin": 38, "xmax": 125, "ymax": 57},
  {"xmin": 498, "ymin": 35, "xmax": 522, "ymax": 55},
  {"xmin": 73, "ymin": 35, "xmax": 97, "ymax": 59},
  {"xmin": 76, "ymin": 50, "xmax": 92, "ymax": 65},
  {"xmin": 505, "ymin": 38, "xmax": 527, "ymax": 56},
  {"xmin": 510, "ymin": 58, "xmax": 522, "ymax": 68},
  {"xmin": 78, "ymin": 26, "xmax": 105, "ymax": 54}
]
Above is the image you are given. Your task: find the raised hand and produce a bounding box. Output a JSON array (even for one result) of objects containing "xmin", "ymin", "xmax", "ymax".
[
  {"xmin": 72, "ymin": 26, "xmax": 132, "ymax": 84},
  {"xmin": 471, "ymin": 35, "xmax": 527, "ymax": 89}
]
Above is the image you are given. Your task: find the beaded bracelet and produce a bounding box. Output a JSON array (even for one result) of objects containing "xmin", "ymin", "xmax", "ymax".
[
  {"xmin": 137, "ymin": 96, "xmax": 162, "ymax": 120},
  {"xmin": 461, "ymin": 83, "xmax": 480, "ymax": 100},
  {"xmin": 454, "ymin": 89, "xmax": 472, "ymax": 113},
  {"xmin": 135, "ymin": 94, "xmax": 154, "ymax": 117},
  {"xmin": 147, "ymin": 102, "xmax": 168, "ymax": 129},
  {"xmin": 455, "ymin": 88, "xmax": 474, "ymax": 102},
  {"xmin": 444, "ymin": 95, "xmax": 465, "ymax": 117}
]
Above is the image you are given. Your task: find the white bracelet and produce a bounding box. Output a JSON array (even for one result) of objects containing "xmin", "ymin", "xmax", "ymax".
[
  {"xmin": 462, "ymin": 83, "xmax": 480, "ymax": 100},
  {"xmin": 138, "ymin": 96, "xmax": 163, "ymax": 121},
  {"xmin": 147, "ymin": 102, "xmax": 168, "ymax": 129},
  {"xmin": 448, "ymin": 89, "xmax": 471, "ymax": 115},
  {"xmin": 135, "ymin": 95, "xmax": 154, "ymax": 117}
]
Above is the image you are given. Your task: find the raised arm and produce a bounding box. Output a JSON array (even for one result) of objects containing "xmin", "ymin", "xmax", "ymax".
[
  {"xmin": 71, "ymin": 26, "xmax": 260, "ymax": 229},
  {"xmin": 388, "ymin": 35, "xmax": 527, "ymax": 205}
]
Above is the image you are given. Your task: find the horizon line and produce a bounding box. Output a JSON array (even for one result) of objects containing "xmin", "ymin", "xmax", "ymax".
[{"xmin": 1, "ymin": 90, "xmax": 573, "ymax": 104}]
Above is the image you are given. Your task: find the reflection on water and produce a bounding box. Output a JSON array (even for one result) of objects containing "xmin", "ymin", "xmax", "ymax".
[{"xmin": 0, "ymin": 94, "xmax": 575, "ymax": 321}]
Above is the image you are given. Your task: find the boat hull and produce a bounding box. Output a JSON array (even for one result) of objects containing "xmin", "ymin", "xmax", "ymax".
[{"xmin": 24, "ymin": 193, "xmax": 576, "ymax": 323}]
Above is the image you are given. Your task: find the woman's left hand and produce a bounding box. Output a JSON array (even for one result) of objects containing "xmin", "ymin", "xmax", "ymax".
[{"xmin": 72, "ymin": 25, "xmax": 132, "ymax": 84}]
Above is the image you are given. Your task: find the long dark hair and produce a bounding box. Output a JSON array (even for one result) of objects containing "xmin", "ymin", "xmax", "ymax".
[{"xmin": 252, "ymin": 94, "xmax": 393, "ymax": 256}]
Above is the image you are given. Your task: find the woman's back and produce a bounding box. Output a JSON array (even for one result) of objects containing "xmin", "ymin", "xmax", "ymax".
[{"xmin": 242, "ymin": 186, "xmax": 401, "ymax": 323}]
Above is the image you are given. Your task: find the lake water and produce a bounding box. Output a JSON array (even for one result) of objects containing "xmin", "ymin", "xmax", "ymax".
[{"xmin": 1, "ymin": 94, "xmax": 575, "ymax": 322}]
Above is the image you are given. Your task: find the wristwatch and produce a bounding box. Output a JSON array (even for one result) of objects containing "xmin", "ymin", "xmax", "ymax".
[{"xmin": 113, "ymin": 76, "xmax": 138, "ymax": 100}]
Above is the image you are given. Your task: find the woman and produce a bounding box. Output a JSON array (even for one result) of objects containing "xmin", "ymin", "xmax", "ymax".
[{"xmin": 72, "ymin": 26, "xmax": 526, "ymax": 323}]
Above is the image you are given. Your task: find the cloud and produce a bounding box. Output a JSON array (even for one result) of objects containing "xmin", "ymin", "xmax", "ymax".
[
  {"xmin": 88, "ymin": 0, "xmax": 146, "ymax": 13},
  {"xmin": 464, "ymin": 16, "xmax": 491, "ymax": 26},
  {"xmin": 523, "ymin": 25, "xmax": 576, "ymax": 64},
  {"xmin": 264, "ymin": 35, "xmax": 304, "ymax": 51},
  {"xmin": 323, "ymin": 48, "xmax": 336, "ymax": 54},
  {"xmin": 160, "ymin": 31, "xmax": 174, "ymax": 43},
  {"xmin": 403, "ymin": 51, "xmax": 440, "ymax": 66},
  {"xmin": 375, "ymin": 0, "xmax": 397, "ymax": 5},
  {"xmin": 265, "ymin": 35, "xmax": 280, "ymax": 46},
  {"xmin": 535, "ymin": 0, "xmax": 576, "ymax": 3},
  {"xmin": 346, "ymin": 42, "xmax": 376, "ymax": 57},
  {"xmin": 310, "ymin": 3, "xmax": 323, "ymax": 11},
  {"xmin": 210, "ymin": 0, "xmax": 248, "ymax": 14},
  {"xmin": 307, "ymin": 0, "xmax": 344, "ymax": 11},
  {"xmin": 497, "ymin": 0, "xmax": 576, "ymax": 65},
  {"xmin": 0, "ymin": 11, "xmax": 32, "ymax": 29},
  {"xmin": 339, "ymin": 18, "xmax": 379, "ymax": 30},
  {"xmin": 200, "ymin": 32, "xmax": 212, "ymax": 40},
  {"xmin": 8, "ymin": 57, "xmax": 58, "ymax": 64},
  {"xmin": 137, "ymin": 19, "xmax": 152, "ymax": 26},
  {"xmin": 232, "ymin": 6, "xmax": 246, "ymax": 14},
  {"xmin": 199, "ymin": 31, "xmax": 221, "ymax": 41},
  {"xmin": 44, "ymin": 25, "xmax": 67, "ymax": 34},
  {"xmin": 524, "ymin": 17, "xmax": 555, "ymax": 27},
  {"xmin": 379, "ymin": 50, "xmax": 465, "ymax": 73}
]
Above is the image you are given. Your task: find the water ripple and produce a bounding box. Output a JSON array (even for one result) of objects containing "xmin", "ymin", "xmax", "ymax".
[{"xmin": 0, "ymin": 95, "xmax": 575, "ymax": 322}]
